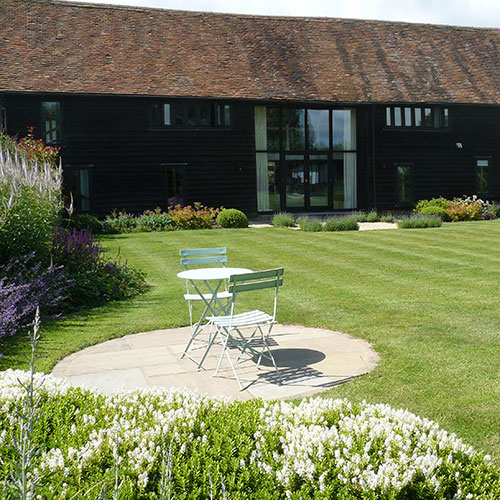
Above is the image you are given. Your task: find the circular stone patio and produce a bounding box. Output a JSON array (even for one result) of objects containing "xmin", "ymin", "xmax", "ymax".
[{"xmin": 52, "ymin": 325, "xmax": 379, "ymax": 401}]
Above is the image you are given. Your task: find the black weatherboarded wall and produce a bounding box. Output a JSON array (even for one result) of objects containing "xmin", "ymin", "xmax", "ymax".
[{"xmin": 3, "ymin": 94, "xmax": 257, "ymax": 217}]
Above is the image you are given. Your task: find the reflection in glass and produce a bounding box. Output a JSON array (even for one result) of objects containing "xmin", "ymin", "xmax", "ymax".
[
  {"xmin": 256, "ymin": 152, "xmax": 280, "ymax": 211},
  {"xmin": 309, "ymin": 156, "xmax": 329, "ymax": 207},
  {"xmin": 333, "ymin": 152, "xmax": 357, "ymax": 209},
  {"xmin": 414, "ymin": 108, "xmax": 422, "ymax": 127},
  {"xmin": 424, "ymin": 108, "xmax": 432, "ymax": 126},
  {"xmin": 404, "ymin": 107, "xmax": 412, "ymax": 126},
  {"xmin": 283, "ymin": 109, "xmax": 305, "ymax": 151},
  {"xmin": 307, "ymin": 110, "xmax": 329, "ymax": 151},
  {"xmin": 476, "ymin": 159, "xmax": 489, "ymax": 194},
  {"xmin": 332, "ymin": 110, "xmax": 356, "ymax": 150},
  {"xmin": 267, "ymin": 108, "xmax": 280, "ymax": 151},
  {"xmin": 386, "ymin": 107, "xmax": 391, "ymax": 126},
  {"xmin": 285, "ymin": 155, "xmax": 305, "ymax": 207},
  {"xmin": 394, "ymin": 107, "xmax": 402, "ymax": 127},
  {"xmin": 397, "ymin": 165, "xmax": 412, "ymax": 203},
  {"xmin": 41, "ymin": 102, "xmax": 61, "ymax": 144}
]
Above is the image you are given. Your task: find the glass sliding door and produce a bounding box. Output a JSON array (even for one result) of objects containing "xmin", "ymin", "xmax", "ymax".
[
  {"xmin": 254, "ymin": 106, "xmax": 357, "ymax": 212},
  {"xmin": 309, "ymin": 155, "xmax": 329, "ymax": 207},
  {"xmin": 285, "ymin": 155, "xmax": 305, "ymax": 208}
]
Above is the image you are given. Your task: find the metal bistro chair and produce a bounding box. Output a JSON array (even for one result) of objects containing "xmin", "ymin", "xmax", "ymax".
[
  {"xmin": 179, "ymin": 246, "xmax": 231, "ymax": 334},
  {"xmin": 206, "ymin": 268, "xmax": 284, "ymax": 390}
]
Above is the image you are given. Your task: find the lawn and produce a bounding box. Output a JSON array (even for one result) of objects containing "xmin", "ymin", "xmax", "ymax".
[{"xmin": 1, "ymin": 221, "xmax": 499, "ymax": 462}]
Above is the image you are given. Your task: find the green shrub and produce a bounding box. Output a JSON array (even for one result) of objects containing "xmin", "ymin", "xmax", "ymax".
[
  {"xmin": 297, "ymin": 217, "xmax": 322, "ymax": 232},
  {"xmin": 1, "ymin": 372, "xmax": 499, "ymax": 499},
  {"xmin": 398, "ymin": 216, "xmax": 443, "ymax": 229},
  {"xmin": 381, "ymin": 214, "xmax": 394, "ymax": 223},
  {"xmin": 0, "ymin": 144, "xmax": 62, "ymax": 264},
  {"xmin": 366, "ymin": 210, "xmax": 380, "ymax": 222},
  {"xmin": 216, "ymin": 208, "xmax": 249, "ymax": 228},
  {"xmin": 102, "ymin": 208, "xmax": 175, "ymax": 233},
  {"xmin": 272, "ymin": 212, "xmax": 295, "ymax": 227},
  {"xmin": 352, "ymin": 212, "xmax": 368, "ymax": 222},
  {"xmin": 324, "ymin": 216, "xmax": 359, "ymax": 231},
  {"xmin": 491, "ymin": 203, "xmax": 500, "ymax": 218},
  {"xmin": 444, "ymin": 196, "xmax": 494, "ymax": 221},
  {"xmin": 168, "ymin": 202, "xmax": 219, "ymax": 230},
  {"xmin": 415, "ymin": 197, "xmax": 452, "ymax": 221},
  {"xmin": 64, "ymin": 213, "xmax": 103, "ymax": 234}
]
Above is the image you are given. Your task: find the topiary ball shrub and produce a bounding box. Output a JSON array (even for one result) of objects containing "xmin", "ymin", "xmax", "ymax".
[
  {"xmin": 216, "ymin": 208, "xmax": 249, "ymax": 228},
  {"xmin": 272, "ymin": 213, "xmax": 295, "ymax": 227}
]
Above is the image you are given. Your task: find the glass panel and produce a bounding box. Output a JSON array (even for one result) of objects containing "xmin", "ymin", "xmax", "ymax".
[
  {"xmin": 266, "ymin": 108, "xmax": 280, "ymax": 151},
  {"xmin": 163, "ymin": 104, "xmax": 171, "ymax": 125},
  {"xmin": 166, "ymin": 166, "xmax": 184, "ymax": 205},
  {"xmin": 443, "ymin": 108, "xmax": 449, "ymax": 127},
  {"xmin": 332, "ymin": 110, "xmax": 356, "ymax": 150},
  {"xmin": 424, "ymin": 108, "xmax": 432, "ymax": 127},
  {"xmin": 404, "ymin": 107, "xmax": 412, "ymax": 126},
  {"xmin": 476, "ymin": 160, "xmax": 489, "ymax": 194},
  {"xmin": 200, "ymin": 103, "xmax": 211, "ymax": 126},
  {"xmin": 283, "ymin": 109, "xmax": 305, "ymax": 151},
  {"xmin": 80, "ymin": 170, "xmax": 90, "ymax": 211},
  {"xmin": 174, "ymin": 104, "xmax": 184, "ymax": 125},
  {"xmin": 256, "ymin": 152, "xmax": 280, "ymax": 211},
  {"xmin": 41, "ymin": 102, "xmax": 60, "ymax": 144},
  {"xmin": 187, "ymin": 104, "xmax": 196, "ymax": 126},
  {"xmin": 254, "ymin": 106, "xmax": 267, "ymax": 151},
  {"xmin": 394, "ymin": 107, "xmax": 402, "ymax": 127},
  {"xmin": 224, "ymin": 105, "xmax": 231, "ymax": 126},
  {"xmin": 333, "ymin": 152, "xmax": 357, "ymax": 209},
  {"xmin": 65, "ymin": 168, "xmax": 89, "ymax": 211},
  {"xmin": 386, "ymin": 107, "xmax": 391, "ymax": 126},
  {"xmin": 433, "ymin": 108, "xmax": 440, "ymax": 128},
  {"xmin": 414, "ymin": 108, "xmax": 422, "ymax": 127},
  {"xmin": 285, "ymin": 155, "xmax": 305, "ymax": 207},
  {"xmin": 307, "ymin": 109, "xmax": 329, "ymax": 151},
  {"xmin": 309, "ymin": 157, "xmax": 329, "ymax": 207},
  {"xmin": 397, "ymin": 165, "xmax": 412, "ymax": 203}
]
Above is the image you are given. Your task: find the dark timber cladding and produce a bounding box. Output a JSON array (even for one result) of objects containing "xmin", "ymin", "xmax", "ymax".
[{"xmin": 1, "ymin": 0, "xmax": 500, "ymax": 215}]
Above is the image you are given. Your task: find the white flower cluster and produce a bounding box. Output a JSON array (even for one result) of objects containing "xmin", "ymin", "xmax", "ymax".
[{"xmin": 252, "ymin": 398, "xmax": 485, "ymax": 497}]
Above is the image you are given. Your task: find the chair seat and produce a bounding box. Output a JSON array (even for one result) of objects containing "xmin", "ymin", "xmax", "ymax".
[
  {"xmin": 184, "ymin": 291, "xmax": 232, "ymax": 301},
  {"xmin": 209, "ymin": 309, "xmax": 274, "ymax": 328}
]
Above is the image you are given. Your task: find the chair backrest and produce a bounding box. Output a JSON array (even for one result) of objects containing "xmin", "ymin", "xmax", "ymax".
[
  {"xmin": 180, "ymin": 247, "xmax": 228, "ymax": 270},
  {"xmin": 228, "ymin": 268, "xmax": 284, "ymax": 320}
]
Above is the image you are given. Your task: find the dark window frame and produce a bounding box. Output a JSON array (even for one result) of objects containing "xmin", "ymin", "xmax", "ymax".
[
  {"xmin": 63, "ymin": 164, "xmax": 92, "ymax": 213},
  {"xmin": 41, "ymin": 101, "xmax": 62, "ymax": 145},
  {"xmin": 151, "ymin": 100, "xmax": 232, "ymax": 129},
  {"xmin": 474, "ymin": 156, "xmax": 491, "ymax": 196},
  {"xmin": 162, "ymin": 162, "xmax": 187, "ymax": 207},
  {"xmin": 394, "ymin": 163, "xmax": 414, "ymax": 206},
  {"xmin": 384, "ymin": 106, "xmax": 449, "ymax": 131}
]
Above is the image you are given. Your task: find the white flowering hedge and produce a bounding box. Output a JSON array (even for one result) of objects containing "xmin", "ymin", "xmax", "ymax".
[{"xmin": 0, "ymin": 370, "xmax": 498, "ymax": 499}]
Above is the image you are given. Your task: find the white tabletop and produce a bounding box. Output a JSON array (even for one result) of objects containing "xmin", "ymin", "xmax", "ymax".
[{"xmin": 177, "ymin": 267, "xmax": 252, "ymax": 280}]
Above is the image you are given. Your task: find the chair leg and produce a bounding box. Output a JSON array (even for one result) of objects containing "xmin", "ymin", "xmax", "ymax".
[{"xmin": 214, "ymin": 328, "xmax": 243, "ymax": 390}]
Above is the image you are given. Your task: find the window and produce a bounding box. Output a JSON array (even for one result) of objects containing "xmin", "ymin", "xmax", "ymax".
[
  {"xmin": 385, "ymin": 106, "xmax": 449, "ymax": 130},
  {"xmin": 151, "ymin": 101, "xmax": 232, "ymax": 128},
  {"xmin": 41, "ymin": 101, "xmax": 61, "ymax": 144},
  {"xmin": 395, "ymin": 164, "xmax": 413, "ymax": 204},
  {"xmin": 64, "ymin": 166, "xmax": 90, "ymax": 212},
  {"xmin": 164, "ymin": 163, "xmax": 186, "ymax": 206},
  {"xmin": 0, "ymin": 104, "xmax": 6, "ymax": 131},
  {"xmin": 475, "ymin": 158, "xmax": 490, "ymax": 195}
]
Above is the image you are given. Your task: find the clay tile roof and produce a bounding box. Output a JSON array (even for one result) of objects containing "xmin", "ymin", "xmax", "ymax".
[{"xmin": 1, "ymin": 0, "xmax": 500, "ymax": 104}]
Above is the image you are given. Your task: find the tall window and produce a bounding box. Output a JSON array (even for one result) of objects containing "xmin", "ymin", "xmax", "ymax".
[
  {"xmin": 64, "ymin": 167, "xmax": 90, "ymax": 212},
  {"xmin": 164, "ymin": 163, "xmax": 186, "ymax": 206},
  {"xmin": 254, "ymin": 106, "xmax": 357, "ymax": 212},
  {"xmin": 475, "ymin": 159, "xmax": 490, "ymax": 195},
  {"xmin": 41, "ymin": 102, "xmax": 61, "ymax": 144},
  {"xmin": 396, "ymin": 164, "xmax": 413, "ymax": 204},
  {"xmin": 0, "ymin": 104, "xmax": 6, "ymax": 131}
]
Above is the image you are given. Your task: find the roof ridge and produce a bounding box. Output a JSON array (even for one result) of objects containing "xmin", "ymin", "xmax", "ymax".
[{"xmin": 52, "ymin": 0, "xmax": 500, "ymax": 31}]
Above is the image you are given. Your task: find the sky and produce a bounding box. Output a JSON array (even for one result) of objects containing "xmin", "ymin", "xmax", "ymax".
[{"xmin": 66, "ymin": 0, "xmax": 500, "ymax": 28}]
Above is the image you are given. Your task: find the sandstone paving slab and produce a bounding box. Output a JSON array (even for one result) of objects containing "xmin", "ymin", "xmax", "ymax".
[{"xmin": 52, "ymin": 324, "xmax": 379, "ymax": 400}]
